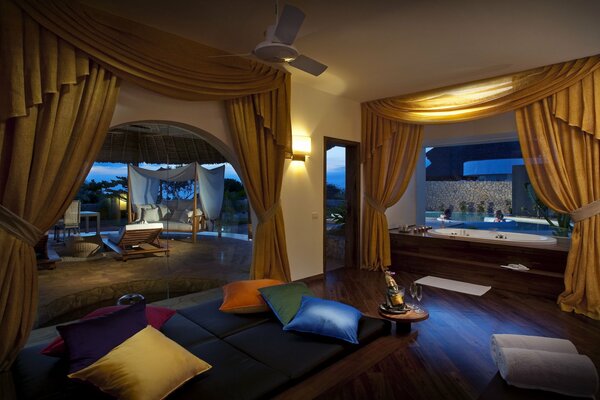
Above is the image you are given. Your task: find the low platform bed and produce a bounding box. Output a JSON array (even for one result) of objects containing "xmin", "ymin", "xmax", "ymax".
[{"xmin": 13, "ymin": 297, "xmax": 390, "ymax": 400}]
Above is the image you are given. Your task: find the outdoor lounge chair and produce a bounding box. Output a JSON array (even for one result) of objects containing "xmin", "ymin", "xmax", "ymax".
[{"xmin": 102, "ymin": 223, "xmax": 169, "ymax": 261}]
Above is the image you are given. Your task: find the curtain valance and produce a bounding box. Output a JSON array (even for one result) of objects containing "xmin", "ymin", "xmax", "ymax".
[
  {"xmin": 1, "ymin": 0, "xmax": 91, "ymax": 120},
  {"xmin": 10, "ymin": 0, "xmax": 292, "ymax": 153},
  {"xmin": 363, "ymin": 55, "xmax": 600, "ymax": 128},
  {"xmin": 16, "ymin": 0, "xmax": 288, "ymax": 101}
]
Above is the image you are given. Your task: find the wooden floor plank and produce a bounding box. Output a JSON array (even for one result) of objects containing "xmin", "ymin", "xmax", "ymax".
[{"xmin": 290, "ymin": 268, "xmax": 600, "ymax": 400}]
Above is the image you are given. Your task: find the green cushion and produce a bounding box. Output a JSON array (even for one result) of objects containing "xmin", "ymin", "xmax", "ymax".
[{"xmin": 258, "ymin": 282, "xmax": 314, "ymax": 325}]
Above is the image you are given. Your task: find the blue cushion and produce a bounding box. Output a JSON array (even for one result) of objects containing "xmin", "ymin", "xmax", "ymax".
[
  {"xmin": 283, "ymin": 296, "xmax": 362, "ymax": 344},
  {"xmin": 57, "ymin": 300, "xmax": 148, "ymax": 373}
]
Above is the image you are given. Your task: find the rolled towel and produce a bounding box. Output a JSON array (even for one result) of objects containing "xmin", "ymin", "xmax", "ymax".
[
  {"xmin": 490, "ymin": 334, "xmax": 577, "ymax": 364},
  {"xmin": 497, "ymin": 347, "xmax": 599, "ymax": 398}
]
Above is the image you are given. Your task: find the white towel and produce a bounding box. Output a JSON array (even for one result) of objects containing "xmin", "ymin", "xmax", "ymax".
[
  {"xmin": 500, "ymin": 264, "xmax": 530, "ymax": 271},
  {"xmin": 490, "ymin": 334, "xmax": 578, "ymax": 364},
  {"xmin": 497, "ymin": 347, "xmax": 599, "ymax": 398}
]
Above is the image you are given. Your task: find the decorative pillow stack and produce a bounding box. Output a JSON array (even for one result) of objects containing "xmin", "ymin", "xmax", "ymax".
[
  {"xmin": 219, "ymin": 279, "xmax": 284, "ymax": 313},
  {"xmin": 49, "ymin": 301, "xmax": 211, "ymax": 400},
  {"xmin": 135, "ymin": 204, "xmax": 156, "ymax": 220},
  {"xmin": 220, "ymin": 280, "xmax": 363, "ymax": 345},
  {"xmin": 157, "ymin": 204, "xmax": 171, "ymax": 220},
  {"xmin": 141, "ymin": 207, "xmax": 161, "ymax": 223},
  {"xmin": 42, "ymin": 305, "xmax": 177, "ymax": 356},
  {"xmin": 259, "ymin": 282, "xmax": 362, "ymax": 344}
]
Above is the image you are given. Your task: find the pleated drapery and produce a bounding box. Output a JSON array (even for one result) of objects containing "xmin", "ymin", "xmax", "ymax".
[
  {"xmin": 13, "ymin": 0, "xmax": 288, "ymax": 102},
  {"xmin": 1, "ymin": 0, "xmax": 294, "ymax": 389},
  {"xmin": 362, "ymin": 56, "xmax": 600, "ymax": 318},
  {"xmin": 225, "ymin": 78, "xmax": 292, "ymax": 282},
  {"xmin": 0, "ymin": 0, "xmax": 120, "ymax": 386},
  {"xmin": 516, "ymin": 74, "xmax": 600, "ymax": 319},
  {"xmin": 7, "ymin": 3, "xmax": 293, "ymax": 265},
  {"xmin": 361, "ymin": 107, "xmax": 423, "ymax": 270},
  {"xmin": 15, "ymin": 0, "xmax": 294, "ymax": 277}
]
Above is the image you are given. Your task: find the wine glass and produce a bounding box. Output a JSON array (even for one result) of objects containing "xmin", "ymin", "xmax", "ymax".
[
  {"xmin": 409, "ymin": 282, "xmax": 416, "ymax": 299},
  {"xmin": 414, "ymin": 284, "xmax": 424, "ymax": 314},
  {"xmin": 408, "ymin": 281, "xmax": 418, "ymax": 311}
]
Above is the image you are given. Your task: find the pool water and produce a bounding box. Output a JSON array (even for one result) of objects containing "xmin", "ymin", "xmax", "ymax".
[{"xmin": 424, "ymin": 211, "xmax": 561, "ymax": 236}]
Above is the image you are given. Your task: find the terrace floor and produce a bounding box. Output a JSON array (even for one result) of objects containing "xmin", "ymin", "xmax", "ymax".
[{"xmin": 36, "ymin": 231, "xmax": 252, "ymax": 328}]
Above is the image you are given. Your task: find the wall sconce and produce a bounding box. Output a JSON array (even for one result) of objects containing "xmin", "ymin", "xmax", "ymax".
[{"xmin": 291, "ymin": 135, "xmax": 311, "ymax": 161}]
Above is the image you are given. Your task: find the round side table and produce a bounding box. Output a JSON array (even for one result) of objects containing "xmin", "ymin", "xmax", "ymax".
[{"xmin": 378, "ymin": 306, "xmax": 429, "ymax": 334}]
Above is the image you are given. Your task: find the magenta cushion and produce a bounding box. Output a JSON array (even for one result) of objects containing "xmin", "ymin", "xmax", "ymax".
[
  {"xmin": 56, "ymin": 301, "xmax": 148, "ymax": 373},
  {"xmin": 42, "ymin": 305, "xmax": 176, "ymax": 357}
]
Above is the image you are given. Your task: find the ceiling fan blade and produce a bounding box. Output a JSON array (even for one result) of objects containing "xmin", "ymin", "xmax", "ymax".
[
  {"xmin": 288, "ymin": 55, "xmax": 328, "ymax": 76},
  {"xmin": 274, "ymin": 4, "xmax": 305, "ymax": 45}
]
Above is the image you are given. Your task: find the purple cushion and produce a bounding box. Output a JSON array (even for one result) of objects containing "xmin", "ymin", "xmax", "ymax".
[{"xmin": 57, "ymin": 301, "xmax": 148, "ymax": 373}]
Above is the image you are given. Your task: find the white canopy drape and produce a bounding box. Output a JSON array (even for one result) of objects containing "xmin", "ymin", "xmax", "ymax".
[
  {"xmin": 128, "ymin": 163, "xmax": 225, "ymax": 220},
  {"xmin": 197, "ymin": 165, "xmax": 225, "ymax": 221}
]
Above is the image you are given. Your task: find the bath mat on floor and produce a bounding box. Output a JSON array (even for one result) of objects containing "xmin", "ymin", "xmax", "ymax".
[{"xmin": 415, "ymin": 276, "xmax": 491, "ymax": 296}]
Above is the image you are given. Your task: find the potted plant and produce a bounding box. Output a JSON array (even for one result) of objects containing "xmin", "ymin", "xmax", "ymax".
[{"xmin": 525, "ymin": 183, "xmax": 572, "ymax": 242}]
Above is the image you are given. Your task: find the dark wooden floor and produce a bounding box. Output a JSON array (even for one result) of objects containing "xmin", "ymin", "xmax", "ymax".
[{"xmin": 276, "ymin": 268, "xmax": 600, "ymax": 400}]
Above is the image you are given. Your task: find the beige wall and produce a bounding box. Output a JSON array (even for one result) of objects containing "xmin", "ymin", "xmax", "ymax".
[
  {"xmin": 284, "ymin": 82, "xmax": 361, "ymax": 280},
  {"xmin": 424, "ymin": 112, "xmax": 517, "ymax": 147},
  {"xmin": 110, "ymin": 79, "xmax": 361, "ymax": 281}
]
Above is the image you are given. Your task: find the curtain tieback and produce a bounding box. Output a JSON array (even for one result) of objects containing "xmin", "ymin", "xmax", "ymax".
[
  {"xmin": 570, "ymin": 199, "xmax": 600, "ymax": 222},
  {"xmin": 257, "ymin": 200, "xmax": 280, "ymax": 224},
  {"xmin": 364, "ymin": 195, "xmax": 386, "ymax": 214},
  {"xmin": 0, "ymin": 204, "xmax": 43, "ymax": 247}
]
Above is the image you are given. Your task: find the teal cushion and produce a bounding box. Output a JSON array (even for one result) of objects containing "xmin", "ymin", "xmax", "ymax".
[
  {"xmin": 283, "ymin": 296, "xmax": 362, "ymax": 344},
  {"xmin": 258, "ymin": 282, "xmax": 314, "ymax": 325}
]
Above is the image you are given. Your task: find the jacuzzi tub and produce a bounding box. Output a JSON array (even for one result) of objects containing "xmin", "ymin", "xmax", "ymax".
[{"xmin": 428, "ymin": 228, "xmax": 557, "ymax": 246}]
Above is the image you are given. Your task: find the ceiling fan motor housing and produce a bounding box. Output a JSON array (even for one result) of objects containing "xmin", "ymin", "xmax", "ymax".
[{"xmin": 254, "ymin": 41, "xmax": 299, "ymax": 63}]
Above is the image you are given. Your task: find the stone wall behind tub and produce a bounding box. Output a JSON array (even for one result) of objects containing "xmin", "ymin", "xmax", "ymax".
[{"xmin": 426, "ymin": 181, "xmax": 512, "ymax": 213}]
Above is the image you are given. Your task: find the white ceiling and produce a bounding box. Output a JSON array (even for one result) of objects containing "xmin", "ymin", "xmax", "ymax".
[{"xmin": 84, "ymin": 0, "xmax": 600, "ymax": 102}]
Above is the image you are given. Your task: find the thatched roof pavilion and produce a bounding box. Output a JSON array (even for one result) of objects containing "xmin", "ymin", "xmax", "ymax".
[{"xmin": 97, "ymin": 123, "xmax": 226, "ymax": 165}]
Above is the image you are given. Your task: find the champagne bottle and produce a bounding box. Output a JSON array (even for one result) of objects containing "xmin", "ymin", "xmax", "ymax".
[{"xmin": 384, "ymin": 270, "xmax": 404, "ymax": 308}]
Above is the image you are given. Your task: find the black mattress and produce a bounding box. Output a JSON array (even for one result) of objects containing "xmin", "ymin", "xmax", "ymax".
[{"xmin": 13, "ymin": 297, "xmax": 390, "ymax": 400}]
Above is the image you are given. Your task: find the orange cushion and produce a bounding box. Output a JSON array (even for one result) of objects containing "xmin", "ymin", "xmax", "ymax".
[{"xmin": 219, "ymin": 279, "xmax": 284, "ymax": 314}]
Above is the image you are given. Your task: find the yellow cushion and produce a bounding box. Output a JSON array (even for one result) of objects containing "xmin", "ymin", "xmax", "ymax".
[
  {"xmin": 69, "ymin": 326, "xmax": 211, "ymax": 400},
  {"xmin": 219, "ymin": 279, "xmax": 284, "ymax": 313}
]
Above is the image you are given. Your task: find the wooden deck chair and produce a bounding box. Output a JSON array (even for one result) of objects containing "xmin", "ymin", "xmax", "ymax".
[{"xmin": 102, "ymin": 223, "xmax": 169, "ymax": 261}]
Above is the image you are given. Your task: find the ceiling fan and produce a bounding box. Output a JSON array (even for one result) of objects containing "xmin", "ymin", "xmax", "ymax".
[{"xmin": 253, "ymin": 3, "xmax": 327, "ymax": 76}]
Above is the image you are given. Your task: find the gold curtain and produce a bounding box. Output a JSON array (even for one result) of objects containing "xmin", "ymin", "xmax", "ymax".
[
  {"xmin": 14, "ymin": 0, "xmax": 287, "ymax": 104},
  {"xmin": 516, "ymin": 74, "xmax": 600, "ymax": 319},
  {"xmin": 365, "ymin": 56, "xmax": 600, "ymax": 124},
  {"xmin": 361, "ymin": 106, "xmax": 423, "ymax": 270},
  {"xmin": 0, "ymin": 0, "xmax": 119, "ymax": 381},
  {"xmin": 225, "ymin": 77, "xmax": 292, "ymax": 282},
  {"xmin": 16, "ymin": 0, "xmax": 294, "ymax": 276},
  {"xmin": 362, "ymin": 55, "xmax": 600, "ymax": 319},
  {"xmin": 361, "ymin": 55, "xmax": 600, "ymax": 274}
]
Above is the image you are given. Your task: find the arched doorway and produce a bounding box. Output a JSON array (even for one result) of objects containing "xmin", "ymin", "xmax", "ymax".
[{"xmin": 36, "ymin": 121, "xmax": 252, "ymax": 328}]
